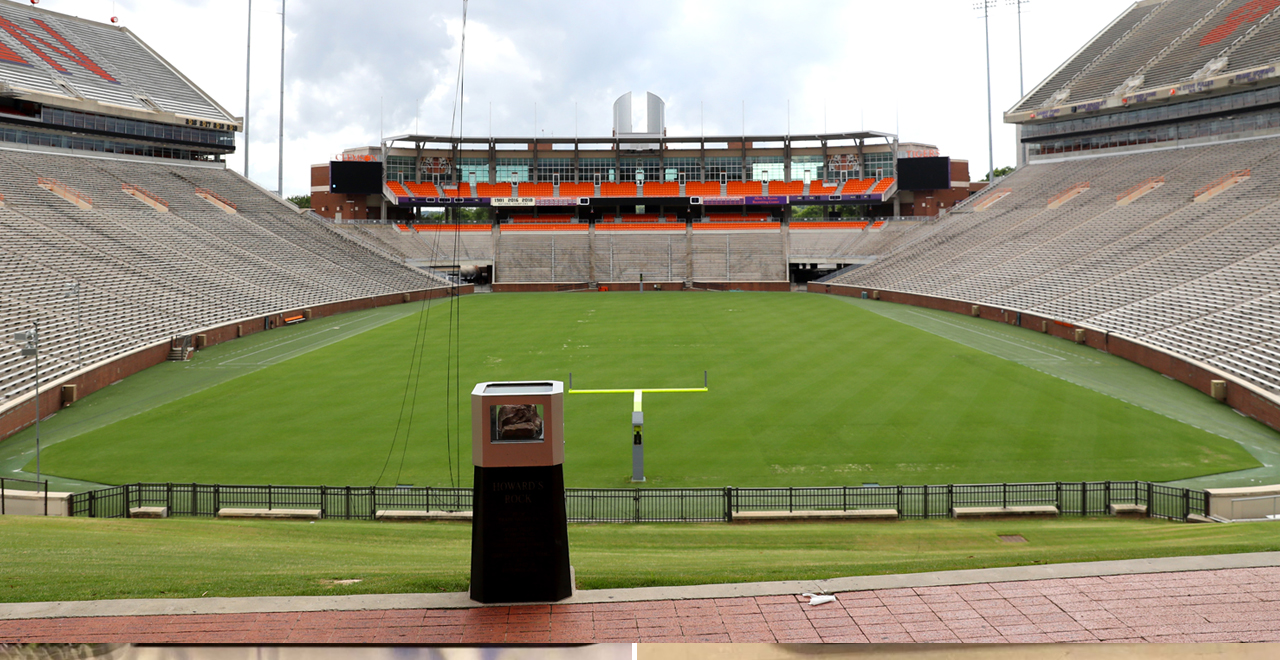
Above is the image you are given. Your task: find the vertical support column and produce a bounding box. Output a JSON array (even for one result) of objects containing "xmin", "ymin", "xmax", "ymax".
[{"xmin": 488, "ymin": 140, "xmax": 497, "ymax": 185}]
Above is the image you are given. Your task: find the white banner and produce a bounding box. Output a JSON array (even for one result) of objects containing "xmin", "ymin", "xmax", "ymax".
[{"xmin": 491, "ymin": 197, "xmax": 537, "ymax": 207}]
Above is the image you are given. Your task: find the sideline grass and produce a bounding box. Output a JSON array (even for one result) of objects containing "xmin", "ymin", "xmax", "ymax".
[
  {"xmin": 32, "ymin": 292, "xmax": 1260, "ymax": 487},
  {"xmin": 2, "ymin": 516, "xmax": 1279, "ymax": 603}
]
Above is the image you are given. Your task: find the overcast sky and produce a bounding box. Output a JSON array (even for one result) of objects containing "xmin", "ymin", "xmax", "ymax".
[{"xmin": 37, "ymin": 0, "xmax": 1133, "ymax": 196}]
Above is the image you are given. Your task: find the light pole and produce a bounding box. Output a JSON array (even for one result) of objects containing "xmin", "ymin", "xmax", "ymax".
[
  {"xmin": 13, "ymin": 323, "xmax": 40, "ymax": 481},
  {"xmin": 65, "ymin": 282, "xmax": 81, "ymax": 370},
  {"xmin": 975, "ymin": 0, "xmax": 997, "ymax": 184}
]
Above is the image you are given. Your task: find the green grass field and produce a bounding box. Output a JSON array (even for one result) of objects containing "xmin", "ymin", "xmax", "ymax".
[
  {"xmin": 3, "ymin": 515, "xmax": 1280, "ymax": 602},
  {"xmin": 26, "ymin": 292, "xmax": 1262, "ymax": 488}
]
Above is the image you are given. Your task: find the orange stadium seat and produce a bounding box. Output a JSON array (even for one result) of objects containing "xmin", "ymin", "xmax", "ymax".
[
  {"xmin": 509, "ymin": 214, "xmax": 573, "ymax": 224},
  {"xmin": 441, "ymin": 182, "xmax": 472, "ymax": 197},
  {"xmin": 404, "ymin": 181, "xmax": 440, "ymax": 197},
  {"xmin": 727, "ymin": 181, "xmax": 763, "ymax": 196},
  {"xmin": 477, "ymin": 182, "xmax": 512, "ymax": 197},
  {"xmin": 871, "ymin": 177, "xmax": 896, "ymax": 193},
  {"xmin": 841, "ymin": 179, "xmax": 875, "ymax": 194},
  {"xmin": 685, "ymin": 181, "xmax": 722, "ymax": 197},
  {"xmin": 518, "ymin": 182, "xmax": 554, "ymax": 197},
  {"xmin": 808, "ymin": 181, "xmax": 839, "ymax": 195},
  {"xmin": 386, "ymin": 181, "xmax": 409, "ymax": 197},
  {"xmin": 708, "ymin": 213, "xmax": 772, "ymax": 222},
  {"xmin": 601, "ymin": 182, "xmax": 638, "ymax": 197},
  {"xmin": 559, "ymin": 182, "xmax": 595, "ymax": 197},
  {"xmin": 619, "ymin": 213, "xmax": 661, "ymax": 223},
  {"xmin": 642, "ymin": 182, "xmax": 679, "ymax": 197},
  {"xmin": 766, "ymin": 181, "xmax": 803, "ymax": 196}
]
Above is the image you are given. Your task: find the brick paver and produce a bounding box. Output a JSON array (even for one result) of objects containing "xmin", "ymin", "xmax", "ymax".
[{"xmin": 4, "ymin": 566, "xmax": 1280, "ymax": 643}]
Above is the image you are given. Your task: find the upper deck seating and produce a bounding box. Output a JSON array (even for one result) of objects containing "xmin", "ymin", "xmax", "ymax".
[
  {"xmin": 685, "ymin": 181, "xmax": 723, "ymax": 197},
  {"xmin": 642, "ymin": 182, "xmax": 680, "ymax": 197},
  {"xmin": 559, "ymin": 182, "xmax": 595, "ymax": 197},
  {"xmin": 517, "ymin": 182, "xmax": 554, "ymax": 197},
  {"xmin": 727, "ymin": 181, "xmax": 763, "ymax": 196},
  {"xmin": 601, "ymin": 182, "xmax": 638, "ymax": 197},
  {"xmin": 404, "ymin": 181, "xmax": 440, "ymax": 197},
  {"xmin": 767, "ymin": 181, "xmax": 804, "ymax": 196},
  {"xmin": 476, "ymin": 182, "xmax": 512, "ymax": 197}
]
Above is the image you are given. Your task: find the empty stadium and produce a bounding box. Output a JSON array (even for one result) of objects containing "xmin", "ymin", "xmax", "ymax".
[{"xmin": 6, "ymin": 0, "xmax": 1280, "ymax": 638}]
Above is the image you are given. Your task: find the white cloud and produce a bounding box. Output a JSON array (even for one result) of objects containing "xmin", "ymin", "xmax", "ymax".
[{"xmin": 26, "ymin": 0, "xmax": 1136, "ymax": 194}]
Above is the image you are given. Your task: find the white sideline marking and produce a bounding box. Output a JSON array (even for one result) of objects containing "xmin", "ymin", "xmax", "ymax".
[{"xmin": 901, "ymin": 309, "xmax": 1067, "ymax": 361}]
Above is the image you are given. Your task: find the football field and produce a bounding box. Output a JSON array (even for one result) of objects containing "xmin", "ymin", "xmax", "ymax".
[{"xmin": 15, "ymin": 292, "xmax": 1270, "ymax": 489}]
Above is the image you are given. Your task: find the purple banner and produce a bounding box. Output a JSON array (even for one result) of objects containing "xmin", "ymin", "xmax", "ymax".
[
  {"xmin": 536, "ymin": 197, "xmax": 579, "ymax": 206},
  {"xmin": 703, "ymin": 197, "xmax": 746, "ymax": 206},
  {"xmin": 746, "ymin": 195, "xmax": 788, "ymax": 205}
]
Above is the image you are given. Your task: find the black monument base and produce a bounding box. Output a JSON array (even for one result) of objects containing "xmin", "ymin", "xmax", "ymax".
[{"xmin": 470, "ymin": 464, "xmax": 572, "ymax": 603}]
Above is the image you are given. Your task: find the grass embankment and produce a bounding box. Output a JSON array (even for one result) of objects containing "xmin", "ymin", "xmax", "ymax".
[
  {"xmin": 32, "ymin": 293, "xmax": 1259, "ymax": 488},
  {"xmin": 3, "ymin": 516, "xmax": 1279, "ymax": 603}
]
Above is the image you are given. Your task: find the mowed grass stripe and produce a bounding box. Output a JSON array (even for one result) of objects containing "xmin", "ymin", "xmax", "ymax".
[
  {"xmin": 33, "ymin": 293, "xmax": 1259, "ymax": 488},
  {"xmin": 2, "ymin": 515, "xmax": 1279, "ymax": 602}
]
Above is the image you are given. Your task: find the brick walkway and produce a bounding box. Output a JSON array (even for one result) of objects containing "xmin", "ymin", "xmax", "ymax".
[{"xmin": 4, "ymin": 566, "xmax": 1280, "ymax": 644}]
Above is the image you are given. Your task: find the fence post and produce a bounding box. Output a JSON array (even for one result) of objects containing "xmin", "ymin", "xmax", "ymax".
[
  {"xmin": 634, "ymin": 488, "xmax": 641, "ymax": 522},
  {"xmin": 1055, "ymin": 482, "xmax": 1062, "ymax": 512},
  {"xmin": 1081, "ymin": 482, "xmax": 1087, "ymax": 517},
  {"xmin": 1, "ymin": 478, "xmax": 5, "ymax": 516},
  {"xmin": 947, "ymin": 484, "xmax": 953, "ymax": 514},
  {"xmin": 1146, "ymin": 482, "xmax": 1153, "ymax": 518},
  {"xmin": 924, "ymin": 486, "xmax": 930, "ymax": 518},
  {"xmin": 214, "ymin": 484, "xmax": 220, "ymax": 515},
  {"xmin": 842, "ymin": 486, "xmax": 848, "ymax": 512},
  {"xmin": 320, "ymin": 485, "xmax": 327, "ymax": 519},
  {"xmin": 1183, "ymin": 487, "xmax": 1190, "ymax": 521},
  {"xmin": 1104, "ymin": 481, "xmax": 1111, "ymax": 514},
  {"xmin": 124, "ymin": 484, "xmax": 131, "ymax": 518},
  {"xmin": 192, "ymin": 483, "xmax": 198, "ymax": 516},
  {"xmin": 44, "ymin": 480, "xmax": 48, "ymax": 517},
  {"xmin": 267, "ymin": 484, "xmax": 273, "ymax": 511},
  {"xmin": 89, "ymin": 489, "xmax": 95, "ymax": 518},
  {"xmin": 725, "ymin": 487, "xmax": 733, "ymax": 522},
  {"xmin": 369, "ymin": 486, "xmax": 376, "ymax": 519},
  {"xmin": 788, "ymin": 487, "xmax": 794, "ymax": 513},
  {"xmin": 345, "ymin": 486, "xmax": 351, "ymax": 520},
  {"xmin": 166, "ymin": 483, "xmax": 173, "ymax": 515},
  {"xmin": 897, "ymin": 485, "xmax": 903, "ymax": 518},
  {"xmin": 1002, "ymin": 482, "xmax": 1008, "ymax": 509}
]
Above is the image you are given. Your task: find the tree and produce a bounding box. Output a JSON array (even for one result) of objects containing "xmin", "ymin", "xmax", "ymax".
[
  {"xmin": 981, "ymin": 166, "xmax": 1015, "ymax": 182},
  {"xmin": 287, "ymin": 195, "xmax": 311, "ymax": 209}
]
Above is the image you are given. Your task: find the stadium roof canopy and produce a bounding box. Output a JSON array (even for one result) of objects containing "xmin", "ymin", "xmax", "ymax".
[
  {"xmin": 384, "ymin": 131, "xmax": 897, "ymax": 148},
  {"xmin": 1006, "ymin": 0, "xmax": 1280, "ymax": 124},
  {"xmin": 0, "ymin": 0, "xmax": 238, "ymax": 128}
]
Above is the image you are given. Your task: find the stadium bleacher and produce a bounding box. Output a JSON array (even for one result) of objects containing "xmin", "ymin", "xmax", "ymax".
[
  {"xmin": 830, "ymin": 134, "xmax": 1280, "ymax": 395},
  {"xmin": 0, "ymin": 149, "xmax": 448, "ymax": 404}
]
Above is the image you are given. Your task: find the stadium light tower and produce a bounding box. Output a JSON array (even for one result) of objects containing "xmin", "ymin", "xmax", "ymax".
[
  {"xmin": 975, "ymin": 0, "xmax": 997, "ymax": 185},
  {"xmin": 1008, "ymin": 0, "xmax": 1030, "ymax": 97},
  {"xmin": 244, "ymin": 0, "xmax": 251, "ymax": 178},
  {"xmin": 12, "ymin": 323, "xmax": 41, "ymax": 481},
  {"xmin": 277, "ymin": 0, "xmax": 285, "ymax": 197}
]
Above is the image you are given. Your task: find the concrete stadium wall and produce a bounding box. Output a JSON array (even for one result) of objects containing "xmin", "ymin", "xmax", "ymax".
[
  {"xmin": 0, "ymin": 489, "xmax": 72, "ymax": 516},
  {"xmin": 491, "ymin": 282, "xmax": 591, "ymax": 293},
  {"xmin": 695, "ymin": 281, "xmax": 792, "ymax": 292},
  {"xmin": 0, "ymin": 286, "xmax": 470, "ymax": 446},
  {"xmin": 813, "ymin": 282, "xmax": 1280, "ymax": 439}
]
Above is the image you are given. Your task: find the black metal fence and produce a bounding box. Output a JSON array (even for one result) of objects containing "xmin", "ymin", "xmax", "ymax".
[
  {"xmin": 67, "ymin": 480, "xmax": 1207, "ymax": 523},
  {"xmin": 0, "ymin": 477, "xmax": 50, "ymax": 516}
]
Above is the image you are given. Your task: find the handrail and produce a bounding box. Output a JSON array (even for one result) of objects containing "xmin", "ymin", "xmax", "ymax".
[
  {"xmin": 1117, "ymin": 176, "xmax": 1164, "ymax": 200},
  {"xmin": 1048, "ymin": 182, "xmax": 1090, "ymax": 205},
  {"xmin": 37, "ymin": 177, "xmax": 92, "ymax": 205},
  {"xmin": 194, "ymin": 187, "xmax": 237, "ymax": 210},
  {"xmin": 122, "ymin": 182, "xmax": 168, "ymax": 208},
  {"xmin": 1194, "ymin": 169, "xmax": 1250, "ymax": 197}
]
